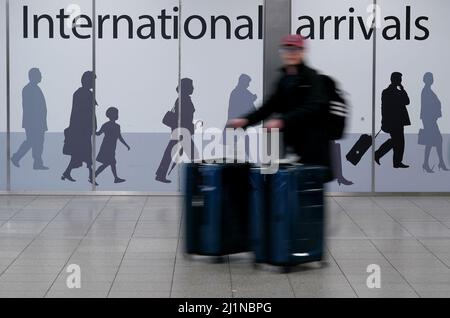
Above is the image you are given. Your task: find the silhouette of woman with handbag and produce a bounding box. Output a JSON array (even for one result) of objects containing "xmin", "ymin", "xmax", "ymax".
[
  {"xmin": 62, "ymin": 71, "xmax": 98, "ymax": 185},
  {"xmin": 419, "ymin": 72, "xmax": 448, "ymax": 173},
  {"xmin": 155, "ymin": 78, "xmax": 198, "ymax": 183}
]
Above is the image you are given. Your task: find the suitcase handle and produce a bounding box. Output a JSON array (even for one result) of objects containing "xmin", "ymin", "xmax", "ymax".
[
  {"xmin": 375, "ymin": 129, "xmax": 382, "ymax": 139},
  {"xmin": 194, "ymin": 186, "xmax": 218, "ymax": 226},
  {"xmin": 301, "ymin": 188, "xmax": 323, "ymax": 193}
]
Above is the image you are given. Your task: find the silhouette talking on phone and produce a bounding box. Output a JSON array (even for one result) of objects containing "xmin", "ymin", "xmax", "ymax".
[{"xmin": 375, "ymin": 72, "xmax": 411, "ymax": 169}]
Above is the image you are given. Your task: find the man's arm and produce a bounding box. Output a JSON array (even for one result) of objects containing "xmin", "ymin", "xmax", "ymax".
[
  {"xmin": 243, "ymin": 80, "xmax": 282, "ymax": 127},
  {"xmin": 401, "ymin": 88, "xmax": 410, "ymax": 106}
]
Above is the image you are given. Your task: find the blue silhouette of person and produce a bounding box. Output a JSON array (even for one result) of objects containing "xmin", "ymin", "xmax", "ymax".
[
  {"xmin": 62, "ymin": 71, "xmax": 98, "ymax": 184},
  {"xmin": 420, "ymin": 72, "xmax": 449, "ymax": 173},
  {"xmin": 11, "ymin": 68, "xmax": 49, "ymax": 170},
  {"xmin": 223, "ymin": 74, "xmax": 257, "ymax": 160},
  {"xmin": 95, "ymin": 107, "xmax": 130, "ymax": 183},
  {"xmin": 155, "ymin": 78, "xmax": 198, "ymax": 184},
  {"xmin": 228, "ymin": 74, "xmax": 257, "ymax": 120}
]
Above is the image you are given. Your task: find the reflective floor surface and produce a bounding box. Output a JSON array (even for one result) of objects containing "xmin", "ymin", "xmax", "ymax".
[{"xmin": 0, "ymin": 195, "xmax": 449, "ymax": 298}]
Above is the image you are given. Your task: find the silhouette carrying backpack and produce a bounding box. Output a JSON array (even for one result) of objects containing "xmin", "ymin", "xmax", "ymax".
[{"xmin": 320, "ymin": 75, "xmax": 348, "ymax": 141}]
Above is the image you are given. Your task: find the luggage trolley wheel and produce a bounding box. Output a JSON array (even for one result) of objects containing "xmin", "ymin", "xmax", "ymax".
[
  {"xmin": 212, "ymin": 256, "xmax": 226, "ymax": 264},
  {"xmin": 252, "ymin": 263, "xmax": 262, "ymax": 270},
  {"xmin": 319, "ymin": 260, "xmax": 329, "ymax": 268},
  {"xmin": 281, "ymin": 266, "xmax": 292, "ymax": 274}
]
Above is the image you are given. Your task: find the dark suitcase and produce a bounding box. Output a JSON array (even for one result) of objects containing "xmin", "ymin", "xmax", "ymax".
[
  {"xmin": 345, "ymin": 134, "xmax": 373, "ymax": 166},
  {"xmin": 250, "ymin": 165, "xmax": 327, "ymax": 271},
  {"xmin": 183, "ymin": 162, "xmax": 251, "ymax": 258}
]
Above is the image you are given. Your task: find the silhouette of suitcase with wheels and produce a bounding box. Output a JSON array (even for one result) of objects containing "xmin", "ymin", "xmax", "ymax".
[{"xmin": 346, "ymin": 131, "xmax": 381, "ymax": 166}]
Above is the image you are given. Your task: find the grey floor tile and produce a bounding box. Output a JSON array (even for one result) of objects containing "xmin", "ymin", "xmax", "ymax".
[
  {"xmin": 12, "ymin": 258, "xmax": 69, "ymax": 267},
  {"xmin": 408, "ymin": 197, "xmax": 450, "ymax": 210},
  {"xmin": 0, "ymin": 281, "xmax": 52, "ymax": 291},
  {"xmin": 111, "ymin": 281, "xmax": 171, "ymax": 292},
  {"xmin": 171, "ymin": 289, "xmax": 232, "ymax": 298},
  {"xmin": 4, "ymin": 265, "xmax": 64, "ymax": 275},
  {"xmin": 419, "ymin": 238, "xmax": 450, "ymax": 252},
  {"xmin": 411, "ymin": 282, "xmax": 450, "ymax": 292},
  {"xmin": 172, "ymin": 272, "xmax": 230, "ymax": 291},
  {"xmin": 326, "ymin": 224, "xmax": 367, "ymax": 238},
  {"xmin": 293, "ymin": 288, "xmax": 357, "ymax": 298},
  {"xmin": 49, "ymin": 279, "xmax": 112, "ymax": 291},
  {"xmin": 117, "ymin": 265, "xmax": 174, "ymax": 276},
  {"xmin": 358, "ymin": 223, "xmax": 412, "ymax": 238},
  {"xmin": 389, "ymin": 258, "xmax": 449, "ymax": 272},
  {"xmin": 233, "ymin": 289, "xmax": 295, "ymax": 298},
  {"xmin": 114, "ymin": 273, "xmax": 173, "ymax": 283},
  {"xmin": 0, "ymin": 290, "xmax": 45, "ymax": 298},
  {"xmin": 0, "ymin": 273, "xmax": 57, "ymax": 283},
  {"xmin": 399, "ymin": 222, "xmax": 450, "ymax": 238},
  {"xmin": 370, "ymin": 238, "xmax": 429, "ymax": 253},
  {"xmin": 108, "ymin": 290, "xmax": 170, "ymax": 298},
  {"xmin": 354, "ymin": 289, "xmax": 419, "ymax": 298},
  {"xmin": 45, "ymin": 290, "xmax": 109, "ymax": 298},
  {"xmin": 290, "ymin": 278, "xmax": 353, "ymax": 292},
  {"xmin": 351, "ymin": 283, "xmax": 418, "ymax": 296},
  {"xmin": 119, "ymin": 258, "xmax": 174, "ymax": 267},
  {"xmin": 423, "ymin": 209, "xmax": 450, "ymax": 222},
  {"xmin": 330, "ymin": 251, "xmax": 385, "ymax": 261},
  {"xmin": 380, "ymin": 252, "xmax": 437, "ymax": 261},
  {"xmin": 231, "ymin": 274, "xmax": 292, "ymax": 291},
  {"xmin": 385, "ymin": 209, "xmax": 437, "ymax": 222},
  {"xmin": 127, "ymin": 238, "xmax": 179, "ymax": 253},
  {"xmin": 418, "ymin": 290, "xmax": 450, "ymax": 298},
  {"xmin": 0, "ymin": 195, "xmax": 447, "ymax": 299},
  {"xmin": 401, "ymin": 273, "xmax": 450, "ymax": 284},
  {"xmin": 345, "ymin": 273, "xmax": 409, "ymax": 285},
  {"xmin": 372, "ymin": 197, "xmax": 417, "ymax": 209}
]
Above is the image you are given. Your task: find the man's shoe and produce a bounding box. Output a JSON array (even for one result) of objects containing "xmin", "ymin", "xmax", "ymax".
[
  {"xmin": 374, "ymin": 153, "xmax": 381, "ymax": 165},
  {"xmin": 155, "ymin": 175, "xmax": 171, "ymax": 184},
  {"xmin": 394, "ymin": 163, "xmax": 410, "ymax": 169}
]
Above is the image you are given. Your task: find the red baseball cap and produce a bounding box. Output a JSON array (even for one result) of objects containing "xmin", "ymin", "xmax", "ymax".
[{"xmin": 281, "ymin": 34, "xmax": 306, "ymax": 48}]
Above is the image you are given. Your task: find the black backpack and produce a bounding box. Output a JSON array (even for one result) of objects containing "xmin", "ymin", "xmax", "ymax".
[{"xmin": 320, "ymin": 74, "xmax": 349, "ymax": 140}]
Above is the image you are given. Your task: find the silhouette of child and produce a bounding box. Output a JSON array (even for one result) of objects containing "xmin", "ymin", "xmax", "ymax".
[{"xmin": 95, "ymin": 107, "xmax": 130, "ymax": 184}]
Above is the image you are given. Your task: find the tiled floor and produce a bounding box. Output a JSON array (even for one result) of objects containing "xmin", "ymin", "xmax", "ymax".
[{"xmin": 0, "ymin": 195, "xmax": 449, "ymax": 298}]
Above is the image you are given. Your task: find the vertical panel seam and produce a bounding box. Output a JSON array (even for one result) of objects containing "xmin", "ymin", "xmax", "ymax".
[
  {"xmin": 371, "ymin": 0, "xmax": 377, "ymax": 194},
  {"xmin": 5, "ymin": 0, "xmax": 10, "ymax": 191},
  {"xmin": 92, "ymin": 0, "xmax": 97, "ymax": 191},
  {"xmin": 177, "ymin": 0, "xmax": 182, "ymax": 193}
]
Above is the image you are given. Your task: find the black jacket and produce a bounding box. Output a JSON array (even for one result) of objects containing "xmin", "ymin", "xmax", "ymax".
[
  {"xmin": 244, "ymin": 63, "xmax": 331, "ymax": 170},
  {"xmin": 381, "ymin": 84, "xmax": 411, "ymax": 133}
]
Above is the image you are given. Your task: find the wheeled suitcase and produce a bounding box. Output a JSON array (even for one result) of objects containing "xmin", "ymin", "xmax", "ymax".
[
  {"xmin": 250, "ymin": 165, "xmax": 328, "ymax": 271},
  {"xmin": 183, "ymin": 162, "xmax": 251, "ymax": 258},
  {"xmin": 345, "ymin": 134, "xmax": 373, "ymax": 166}
]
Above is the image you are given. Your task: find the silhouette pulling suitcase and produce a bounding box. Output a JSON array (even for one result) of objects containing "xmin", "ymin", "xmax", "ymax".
[{"xmin": 346, "ymin": 131, "xmax": 381, "ymax": 166}]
